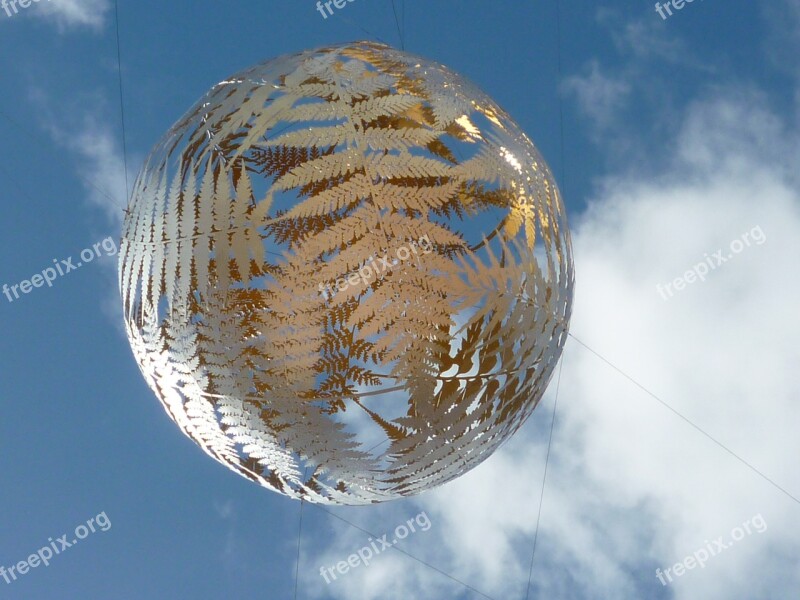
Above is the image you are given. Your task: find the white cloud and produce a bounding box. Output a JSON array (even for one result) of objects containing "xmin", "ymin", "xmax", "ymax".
[
  {"xmin": 30, "ymin": 87, "xmax": 130, "ymax": 226},
  {"xmin": 32, "ymin": 88, "xmax": 132, "ymax": 328},
  {"xmin": 561, "ymin": 60, "xmax": 630, "ymax": 130},
  {"xmin": 298, "ymin": 81, "xmax": 800, "ymax": 600},
  {"xmin": 64, "ymin": 119, "xmax": 129, "ymax": 329},
  {"xmin": 763, "ymin": 0, "xmax": 800, "ymax": 79},
  {"xmin": 564, "ymin": 11, "xmax": 716, "ymax": 147},
  {"xmin": 66, "ymin": 121, "xmax": 130, "ymax": 228},
  {"xmin": 595, "ymin": 8, "xmax": 708, "ymax": 70},
  {"xmin": 608, "ymin": 14, "xmax": 681, "ymax": 61},
  {"xmin": 32, "ymin": 0, "xmax": 111, "ymax": 31},
  {"xmin": 214, "ymin": 499, "xmax": 236, "ymax": 521},
  {"xmin": 213, "ymin": 499, "xmax": 249, "ymax": 574}
]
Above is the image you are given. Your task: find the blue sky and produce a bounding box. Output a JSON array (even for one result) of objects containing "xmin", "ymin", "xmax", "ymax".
[{"xmin": 1, "ymin": 0, "xmax": 799, "ymax": 598}]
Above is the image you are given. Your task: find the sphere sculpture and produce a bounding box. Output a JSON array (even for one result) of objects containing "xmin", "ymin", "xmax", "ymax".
[{"xmin": 120, "ymin": 41, "xmax": 574, "ymax": 505}]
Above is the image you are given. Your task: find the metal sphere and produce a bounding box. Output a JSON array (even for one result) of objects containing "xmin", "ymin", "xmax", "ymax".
[{"xmin": 120, "ymin": 41, "xmax": 574, "ymax": 504}]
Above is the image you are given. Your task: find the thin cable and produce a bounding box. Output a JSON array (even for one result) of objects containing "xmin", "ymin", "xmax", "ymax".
[
  {"xmin": 293, "ymin": 497, "xmax": 306, "ymax": 600},
  {"xmin": 337, "ymin": 13, "xmax": 390, "ymax": 46},
  {"xmin": 525, "ymin": 353, "xmax": 565, "ymax": 599},
  {"xmin": 113, "ymin": 0, "xmax": 131, "ymax": 206},
  {"xmin": 568, "ymin": 333, "xmax": 800, "ymax": 505},
  {"xmin": 313, "ymin": 505, "xmax": 499, "ymax": 600},
  {"xmin": 402, "ymin": 0, "xmax": 406, "ymax": 48},
  {"xmin": 390, "ymin": 0, "xmax": 404, "ymax": 50},
  {"xmin": 0, "ymin": 161, "xmax": 74, "ymax": 215}
]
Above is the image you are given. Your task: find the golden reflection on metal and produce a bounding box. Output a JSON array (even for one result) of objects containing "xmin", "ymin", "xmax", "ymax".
[{"xmin": 120, "ymin": 41, "xmax": 574, "ymax": 505}]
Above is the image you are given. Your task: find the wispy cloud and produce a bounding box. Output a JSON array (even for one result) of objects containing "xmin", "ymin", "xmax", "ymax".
[
  {"xmin": 762, "ymin": 0, "xmax": 800, "ymax": 80},
  {"xmin": 31, "ymin": 87, "xmax": 130, "ymax": 228},
  {"xmin": 32, "ymin": 0, "xmax": 111, "ymax": 31},
  {"xmin": 66, "ymin": 122, "xmax": 129, "ymax": 228},
  {"xmin": 31, "ymin": 87, "xmax": 133, "ymax": 328},
  {"xmin": 561, "ymin": 60, "xmax": 630, "ymax": 131},
  {"xmin": 213, "ymin": 499, "xmax": 249, "ymax": 574}
]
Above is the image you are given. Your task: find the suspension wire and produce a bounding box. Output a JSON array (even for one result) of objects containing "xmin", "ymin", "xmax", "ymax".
[
  {"xmin": 113, "ymin": 0, "xmax": 131, "ymax": 208},
  {"xmin": 293, "ymin": 496, "xmax": 306, "ymax": 599},
  {"xmin": 336, "ymin": 12, "xmax": 390, "ymax": 46},
  {"xmin": 524, "ymin": 353, "xmax": 565, "ymax": 599},
  {"xmin": 402, "ymin": 0, "xmax": 406, "ymax": 49},
  {"xmin": 390, "ymin": 0, "xmax": 405, "ymax": 50},
  {"xmin": 313, "ymin": 504, "xmax": 500, "ymax": 600},
  {"xmin": 568, "ymin": 333, "xmax": 800, "ymax": 505}
]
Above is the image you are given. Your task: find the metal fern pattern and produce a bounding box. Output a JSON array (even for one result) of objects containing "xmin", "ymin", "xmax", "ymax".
[{"xmin": 120, "ymin": 41, "xmax": 574, "ymax": 505}]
